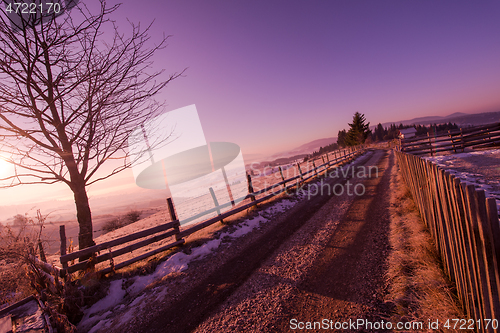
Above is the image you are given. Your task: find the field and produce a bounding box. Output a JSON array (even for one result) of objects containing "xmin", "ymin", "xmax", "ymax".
[
  {"xmin": 2, "ymin": 148, "xmax": 498, "ymax": 331},
  {"xmin": 425, "ymin": 148, "xmax": 500, "ymax": 217}
]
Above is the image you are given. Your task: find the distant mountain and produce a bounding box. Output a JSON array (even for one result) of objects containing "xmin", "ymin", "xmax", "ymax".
[
  {"xmin": 246, "ymin": 136, "xmax": 338, "ymax": 168},
  {"xmin": 242, "ymin": 152, "xmax": 267, "ymax": 164},
  {"xmin": 377, "ymin": 111, "xmax": 500, "ymax": 129},
  {"xmin": 0, "ymin": 187, "xmax": 168, "ymax": 222},
  {"xmin": 446, "ymin": 112, "xmax": 469, "ymax": 118},
  {"xmin": 294, "ymin": 137, "xmax": 338, "ymax": 152},
  {"xmin": 443, "ymin": 111, "xmax": 500, "ymax": 127},
  {"xmin": 269, "ymin": 137, "xmax": 337, "ymax": 160}
]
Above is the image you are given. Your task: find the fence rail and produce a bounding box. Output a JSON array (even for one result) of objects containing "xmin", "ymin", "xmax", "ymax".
[
  {"xmin": 396, "ymin": 151, "xmax": 500, "ymax": 332},
  {"xmin": 400, "ymin": 122, "xmax": 500, "ymax": 156},
  {"xmin": 53, "ymin": 145, "xmax": 366, "ymax": 277}
]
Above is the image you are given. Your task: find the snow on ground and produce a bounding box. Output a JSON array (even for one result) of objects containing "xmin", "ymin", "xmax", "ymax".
[
  {"xmin": 77, "ymin": 197, "xmax": 301, "ymax": 332},
  {"xmin": 76, "ymin": 150, "xmax": 370, "ymax": 332},
  {"xmin": 425, "ymin": 148, "xmax": 500, "ymax": 216},
  {"xmin": 79, "ymin": 279, "xmax": 127, "ymax": 333}
]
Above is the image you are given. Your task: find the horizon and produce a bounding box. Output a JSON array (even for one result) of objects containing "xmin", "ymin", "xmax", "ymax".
[
  {"xmin": 2, "ymin": 0, "xmax": 500, "ymax": 212},
  {"xmin": 0, "ymin": 108, "xmax": 497, "ymax": 218}
]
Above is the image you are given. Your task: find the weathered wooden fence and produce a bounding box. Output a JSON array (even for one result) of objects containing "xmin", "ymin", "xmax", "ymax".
[
  {"xmin": 401, "ymin": 122, "xmax": 500, "ymax": 156},
  {"xmin": 396, "ymin": 151, "xmax": 500, "ymax": 332},
  {"xmin": 54, "ymin": 145, "xmax": 366, "ymax": 277}
]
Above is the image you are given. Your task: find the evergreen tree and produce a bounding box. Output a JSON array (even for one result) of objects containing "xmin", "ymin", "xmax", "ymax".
[
  {"xmin": 344, "ymin": 112, "xmax": 371, "ymax": 146},
  {"xmin": 374, "ymin": 123, "xmax": 385, "ymax": 141},
  {"xmin": 337, "ymin": 129, "xmax": 347, "ymax": 147}
]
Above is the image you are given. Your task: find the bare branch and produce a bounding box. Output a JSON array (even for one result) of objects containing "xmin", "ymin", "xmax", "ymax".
[{"xmin": 0, "ymin": 0, "xmax": 182, "ymax": 248}]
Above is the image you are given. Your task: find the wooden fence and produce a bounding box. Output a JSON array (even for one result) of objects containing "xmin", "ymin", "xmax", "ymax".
[
  {"xmin": 52, "ymin": 145, "xmax": 366, "ymax": 277},
  {"xmin": 400, "ymin": 122, "xmax": 500, "ymax": 156},
  {"xmin": 396, "ymin": 151, "xmax": 500, "ymax": 332}
]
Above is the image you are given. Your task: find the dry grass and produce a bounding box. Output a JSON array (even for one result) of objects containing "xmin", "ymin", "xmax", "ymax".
[
  {"xmin": 386, "ymin": 164, "xmax": 463, "ymax": 330},
  {"xmin": 104, "ymin": 196, "xmax": 267, "ymax": 279},
  {"xmin": 101, "ymin": 210, "xmax": 143, "ymax": 234},
  {"xmin": 0, "ymin": 260, "xmax": 34, "ymax": 308},
  {"xmin": 0, "ymin": 218, "xmax": 43, "ymax": 309},
  {"xmin": 0, "ymin": 212, "xmax": 84, "ymax": 331}
]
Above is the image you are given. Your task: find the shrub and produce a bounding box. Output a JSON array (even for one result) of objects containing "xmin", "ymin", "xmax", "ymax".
[
  {"xmin": 0, "ymin": 212, "xmax": 44, "ymax": 308},
  {"xmin": 102, "ymin": 218, "xmax": 124, "ymax": 233},
  {"xmin": 13, "ymin": 214, "xmax": 28, "ymax": 227},
  {"xmin": 125, "ymin": 210, "xmax": 141, "ymax": 224},
  {"xmin": 0, "ymin": 212, "xmax": 80, "ymax": 330},
  {"xmin": 102, "ymin": 210, "xmax": 142, "ymax": 234}
]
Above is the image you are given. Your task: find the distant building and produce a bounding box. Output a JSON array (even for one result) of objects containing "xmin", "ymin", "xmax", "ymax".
[{"xmin": 398, "ymin": 128, "xmax": 417, "ymax": 139}]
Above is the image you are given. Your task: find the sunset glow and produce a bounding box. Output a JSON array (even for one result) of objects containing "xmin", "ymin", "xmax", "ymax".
[
  {"xmin": 2, "ymin": 0, "xmax": 500, "ymax": 208},
  {"xmin": 0, "ymin": 158, "xmax": 12, "ymax": 180}
]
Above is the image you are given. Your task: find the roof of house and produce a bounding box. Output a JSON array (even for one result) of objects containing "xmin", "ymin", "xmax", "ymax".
[{"xmin": 399, "ymin": 128, "xmax": 417, "ymax": 134}]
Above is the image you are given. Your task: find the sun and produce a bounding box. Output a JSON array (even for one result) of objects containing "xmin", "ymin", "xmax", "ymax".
[{"xmin": 0, "ymin": 158, "xmax": 13, "ymax": 179}]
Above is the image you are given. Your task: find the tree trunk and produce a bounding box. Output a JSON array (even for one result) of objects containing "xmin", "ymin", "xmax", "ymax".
[{"xmin": 72, "ymin": 183, "xmax": 95, "ymax": 250}]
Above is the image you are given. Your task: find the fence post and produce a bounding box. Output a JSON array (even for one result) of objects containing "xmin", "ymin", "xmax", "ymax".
[
  {"xmin": 486, "ymin": 197, "xmax": 500, "ymax": 307},
  {"xmin": 460, "ymin": 128, "xmax": 464, "ymax": 152},
  {"xmin": 279, "ymin": 166, "xmax": 287, "ymax": 190},
  {"xmin": 297, "ymin": 163, "xmax": 304, "ymax": 181},
  {"xmin": 474, "ymin": 190, "xmax": 500, "ymax": 321},
  {"xmin": 450, "ymin": 176, "xmax": 478, "ymax": 320},
  {"xmin": 247, "ymin": 172, "xmax": 256, "ymax": 202},
  {"xmin": 312, "ymin": 159, "xmax": 318, "ymax": 177},
  {"xmin": 221, "ymin": 166, "xmax": 235, "ymax": 207},
  {"xmin": 320, "ymin": 156, "xmax": 326, "ymax": 176},
  {"xmin": 60, "ymin": 225, "xmax": 67, "ymax": 269},
  {"xmin": 38, "ymin": 240, "xmax": 46, "ymax": 263},
  {"xmin": 448, "ymin": 130, "xmax": 456, "ymax": 153},
  {"xmin": 456, "ymin": 181, "xmax": 484, "ymax": 323},
  {"xmin": 166, "ymin": 198, "xmax": 181, "ymax": 241},
  {"xmin": 209, "ymin": 187, "xmax": 224, "ymax": 223},
  {"xmin": 427, "ymin": 132, "xmax": 434, "ymax": 156},
  {"xmin": 463, "ymin": 184, "xmax": 490, "ymax": 324}
]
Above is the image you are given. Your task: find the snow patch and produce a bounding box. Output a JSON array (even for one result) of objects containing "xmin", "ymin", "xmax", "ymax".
[
  {"xmin": 425, "ymin": 149, "xmax": 500, "ymax": 216},
  {"xmin": 78, "ymin": 191, "xmax": 304, "ymax": 331},
  {"xmin": 78, "ymin": 279, "xmax": 126, "ymax": 332}
]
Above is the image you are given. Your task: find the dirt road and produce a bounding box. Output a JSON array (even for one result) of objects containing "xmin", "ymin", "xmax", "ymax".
[
  {"xmin": 272, "ymin": 149, "xmax": 394, "ymax": 332},
  {"xmin": 109, "ymin": 149, "xmax": 394, "ymax": 333}
]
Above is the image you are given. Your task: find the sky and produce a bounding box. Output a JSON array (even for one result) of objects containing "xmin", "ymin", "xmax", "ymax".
[
  {"xmin": 2, "ymin": 0, "xmax": 500, "ymax": 209},
  {"xmin": 120, "ymin": 0, "xmax": 500, "ymax": 155}
]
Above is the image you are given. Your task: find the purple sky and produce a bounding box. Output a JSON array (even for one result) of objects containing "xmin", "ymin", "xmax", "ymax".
[
  {"xmin": 113, "ymin": 0, "xmax": 500, "ymax": 156},
  {"xmin": 2, "ymin": 0, "xmax": 500, "ymax": 208}
]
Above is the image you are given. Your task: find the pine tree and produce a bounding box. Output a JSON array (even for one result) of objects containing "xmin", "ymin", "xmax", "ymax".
[
  {"xmin": 337, "ymin": 129, "xmax": 347, "ymax": 147},
  {"xmin": 374, "ymin": 123, "xmax": 385, "ymax": 141},
  {"xmin": 344, "ymin": 112, "xmax": 371, "ymax": 146}
]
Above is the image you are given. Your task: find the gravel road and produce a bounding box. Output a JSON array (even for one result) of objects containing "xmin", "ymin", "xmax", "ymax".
[{"xmin": 104, "ymin": 149, "xmax": 394, "ymax": 333}]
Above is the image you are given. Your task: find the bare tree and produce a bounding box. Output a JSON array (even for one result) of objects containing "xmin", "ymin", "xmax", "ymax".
[
  {"xmin": 13, "ymin": 213, "xmax": 29, "ymax": 227},
  {"xmin": 0, "ymin": 0, "xmax": 182, "ymax": 249}
]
